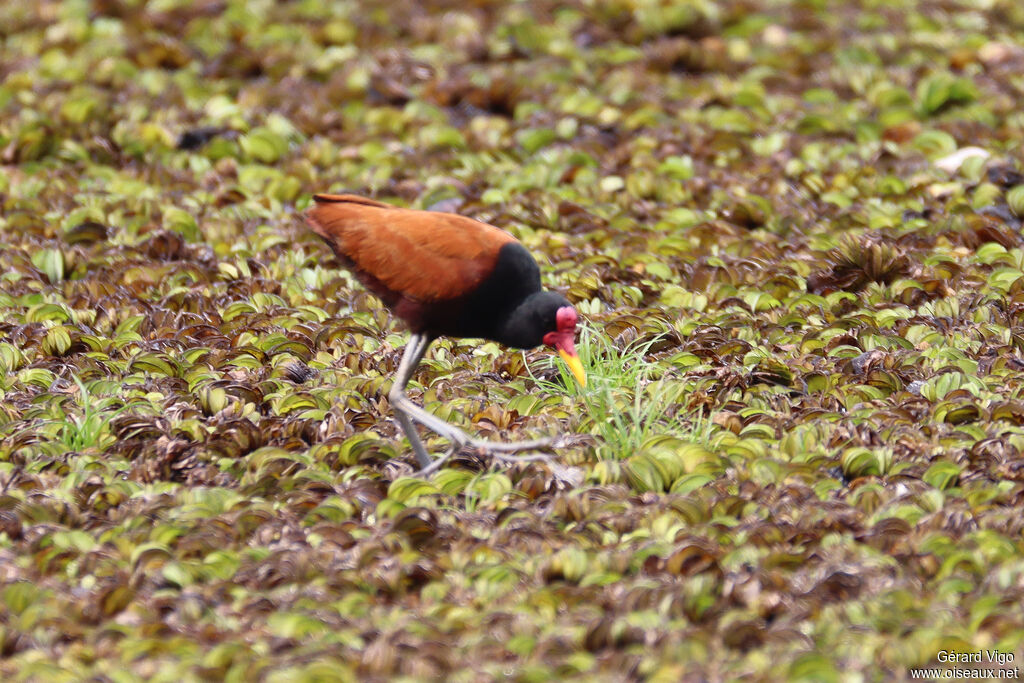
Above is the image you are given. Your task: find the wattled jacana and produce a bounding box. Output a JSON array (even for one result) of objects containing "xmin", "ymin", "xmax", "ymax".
[{"xmin": 304, "ymin": 194, "xmax": 586, "ymax": 470}]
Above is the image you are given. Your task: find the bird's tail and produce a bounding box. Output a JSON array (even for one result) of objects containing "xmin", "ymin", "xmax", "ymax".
[
  {"xmin": 304, "ymin": 194, "xmax": 391, "ymax": 245},
  {"xmin": 310, "ymin": 194, "xmax": 392, "ymax": 208}
]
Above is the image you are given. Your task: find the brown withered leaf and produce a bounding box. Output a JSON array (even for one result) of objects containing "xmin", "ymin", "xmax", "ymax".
[{"xmin": 808, "ymin": 234, "xmax": 911, "ymax": 294}]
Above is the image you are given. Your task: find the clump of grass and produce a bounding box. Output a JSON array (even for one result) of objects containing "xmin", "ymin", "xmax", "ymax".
[
  {"xmin": 56, "ymin": 376, "xmax": 137, "ymax": 451},
  {"xmin": 536, "ymin": 324, "xmax": 713, "ymax": 460},
  {"xmin": 7, "ymin": 375, "xmax": 138, "ymax": 453}
]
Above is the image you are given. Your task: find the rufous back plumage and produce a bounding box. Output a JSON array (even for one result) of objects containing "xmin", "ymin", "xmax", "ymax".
[{"xmin": 305, "ymin": 194, "xmax": 517, "ymax": 303}]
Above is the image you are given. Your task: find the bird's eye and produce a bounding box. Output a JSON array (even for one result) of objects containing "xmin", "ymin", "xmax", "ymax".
[{"xmin": 542, "ymin": 332, "xmax": 558, "ymax": 347}]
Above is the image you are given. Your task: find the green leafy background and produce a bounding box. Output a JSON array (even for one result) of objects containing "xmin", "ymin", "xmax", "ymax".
[{"xmin": 2, "ymin": 0, "xmax": 1024, "ymax": 680}]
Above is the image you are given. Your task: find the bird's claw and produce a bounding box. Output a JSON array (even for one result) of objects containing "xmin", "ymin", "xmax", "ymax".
[
  {"xmin": 426, "ymin": 422, "xmax": 554, "ymax": 454},
  {"xmin": 413, "ymin": 447, "xmax": 555, "ymax": 478},
  {"xmin": 465, "ymin": 436, "xmax": 555, "ymax": 453},
  {"xmin": 410, "ymin": 433, "xmax": 561, "ymax": 478}
]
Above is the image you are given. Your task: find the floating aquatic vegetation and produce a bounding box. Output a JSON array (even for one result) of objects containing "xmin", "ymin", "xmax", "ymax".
[{"xmin": 2, "ymin": 0, "xmax": 1024, "ymax": 680}]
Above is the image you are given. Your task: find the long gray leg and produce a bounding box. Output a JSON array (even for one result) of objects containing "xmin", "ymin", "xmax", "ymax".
[
  {"xmin": 388, "ymin": 334, "xmax": 557, "ymax": 472},
  {"xmin": 389, "ymin": 334, "xmax": 434, "ymax": 468}
]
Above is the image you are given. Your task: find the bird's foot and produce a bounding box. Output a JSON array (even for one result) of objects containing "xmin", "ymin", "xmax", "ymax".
[
  {"xmin": 427, "ymin": 420, "xmax": 557, "ymax": 454},
  {"xmin": 467, "ymin": 435, "xmax": 557, "ymax": 452},
  {"xmin": 405, "ymin": 427, "xmax": 562, "ymax": 477},
  {"xmin": 415, "ymin": 443, "xmax": 554, "ymax": 478}
]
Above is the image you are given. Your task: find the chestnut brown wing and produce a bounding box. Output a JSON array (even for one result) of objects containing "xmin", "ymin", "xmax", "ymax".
[{"xmin": 304, "ymin": 194, "xmax": 517, "ymax": 303}]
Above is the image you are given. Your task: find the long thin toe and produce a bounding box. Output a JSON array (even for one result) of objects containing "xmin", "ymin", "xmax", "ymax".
[{"xmin": 467, "ymin": 436, "xmax": 556, "ymax": 453}]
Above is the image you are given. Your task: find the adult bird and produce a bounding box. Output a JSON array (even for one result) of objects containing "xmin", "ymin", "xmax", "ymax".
[{"xmin": 304, "ymin": 194, "xmax": 586, "ymax": 470}]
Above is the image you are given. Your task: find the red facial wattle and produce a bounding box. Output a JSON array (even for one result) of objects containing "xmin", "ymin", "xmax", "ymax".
[{"xmin": 544, "ymin": 306, "xmax": 586, "ymax": 386}]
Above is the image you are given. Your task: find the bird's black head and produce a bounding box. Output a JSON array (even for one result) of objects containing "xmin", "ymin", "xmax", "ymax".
[{"xmin": 509, "ymin": 291, "xmax": 586, "ymax": 386}]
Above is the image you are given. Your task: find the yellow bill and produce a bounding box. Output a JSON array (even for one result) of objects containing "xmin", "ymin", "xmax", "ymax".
[{"xmin": 558, "ymin": 348, "xmax": 587, "ymax": 387}]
